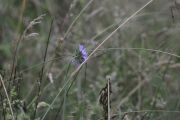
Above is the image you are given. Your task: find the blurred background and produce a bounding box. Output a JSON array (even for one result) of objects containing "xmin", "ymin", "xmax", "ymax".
[{"xmin": 0, "ymin": 0, "xmax": 180, "ymax": 119}]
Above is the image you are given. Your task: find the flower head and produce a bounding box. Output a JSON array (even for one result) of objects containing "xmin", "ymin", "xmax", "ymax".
[
  {"xmin": 73, "ymin": 44, "xmax": 88, "ymax": 66},
  {"xmin": 79, "ymin": 44, "xmax": 88, "ymax": 62}
]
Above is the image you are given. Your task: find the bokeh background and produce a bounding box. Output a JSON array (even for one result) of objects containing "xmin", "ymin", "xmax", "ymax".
[{"xmin": 0, "ymin": 0, "xmax": 180, "ymax": 119}]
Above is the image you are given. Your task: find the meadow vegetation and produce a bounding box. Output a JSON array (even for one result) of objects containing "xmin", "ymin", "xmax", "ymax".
[{"xmin": 0, "ymin": 0, "xmax": 180, "ymax": 120}]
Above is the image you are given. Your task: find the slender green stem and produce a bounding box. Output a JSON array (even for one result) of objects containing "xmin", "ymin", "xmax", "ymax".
[
  {"xmin": 54, "ymin": 62, "xmax": 72, "ymax": 120},
  {"xmin": 33, "ymin": 19, "xmax": 53, "ymax": 120},
  {"xmin": 108, "ymin": 79, "xmax": 110, "ymax": 120}
]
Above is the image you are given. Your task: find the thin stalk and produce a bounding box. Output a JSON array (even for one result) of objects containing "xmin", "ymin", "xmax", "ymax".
[
  {"xmin": 62, "ymin": 89, "xmax": 67, "ymax": 120},
  {"xmin": 9, "ymin": 34, "xmax": 22, "ymax": 93},
  {"xmin": 108, "ymin": 79, "xmax": 111, "ymax": 120},
  {"xmin": 32, "ymin": 19, "xmax": 53, "ymax": 120},
  {"xmin": 66, "ymin": 67, "xmax": 81, "ymax": 97},
  {"xmin": 85, "ymin": 63, "xmax": 87, "ymax": 84},
  {"xmin": 39, "ymin": 19, "xmax": 54, "ymax": 84},
  {"xmin": 9, "ymin": 0, "xmax": 27, "ymax": 83},
  {"xmin": 54, "ymin": 62, "xmax": 71, "ymax": 120}
]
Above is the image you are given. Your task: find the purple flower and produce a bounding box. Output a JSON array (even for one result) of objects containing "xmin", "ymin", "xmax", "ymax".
[
  {"xmin": 73, "ymin": 44, "xmax": 88, "ymax": 66},
  {"xmin": 79, "ymin": 44, "xmax": 88, "ymax": 62}
]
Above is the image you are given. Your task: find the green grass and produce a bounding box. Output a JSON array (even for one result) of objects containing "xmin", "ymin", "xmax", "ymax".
[{"xmin": 0, "ymin": 0, "xmax": 180, "ymax": 120}]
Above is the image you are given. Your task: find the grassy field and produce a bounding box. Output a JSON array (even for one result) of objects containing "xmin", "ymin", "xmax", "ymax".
[{"xmin": 0, "ymin": 0, "xmax": 180, "ymax": 120}]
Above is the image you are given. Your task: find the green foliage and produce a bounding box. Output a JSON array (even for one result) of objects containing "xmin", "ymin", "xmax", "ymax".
[{"xmin": 0, "ymin": 0, "xmax": 180, "ymax": 120}]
